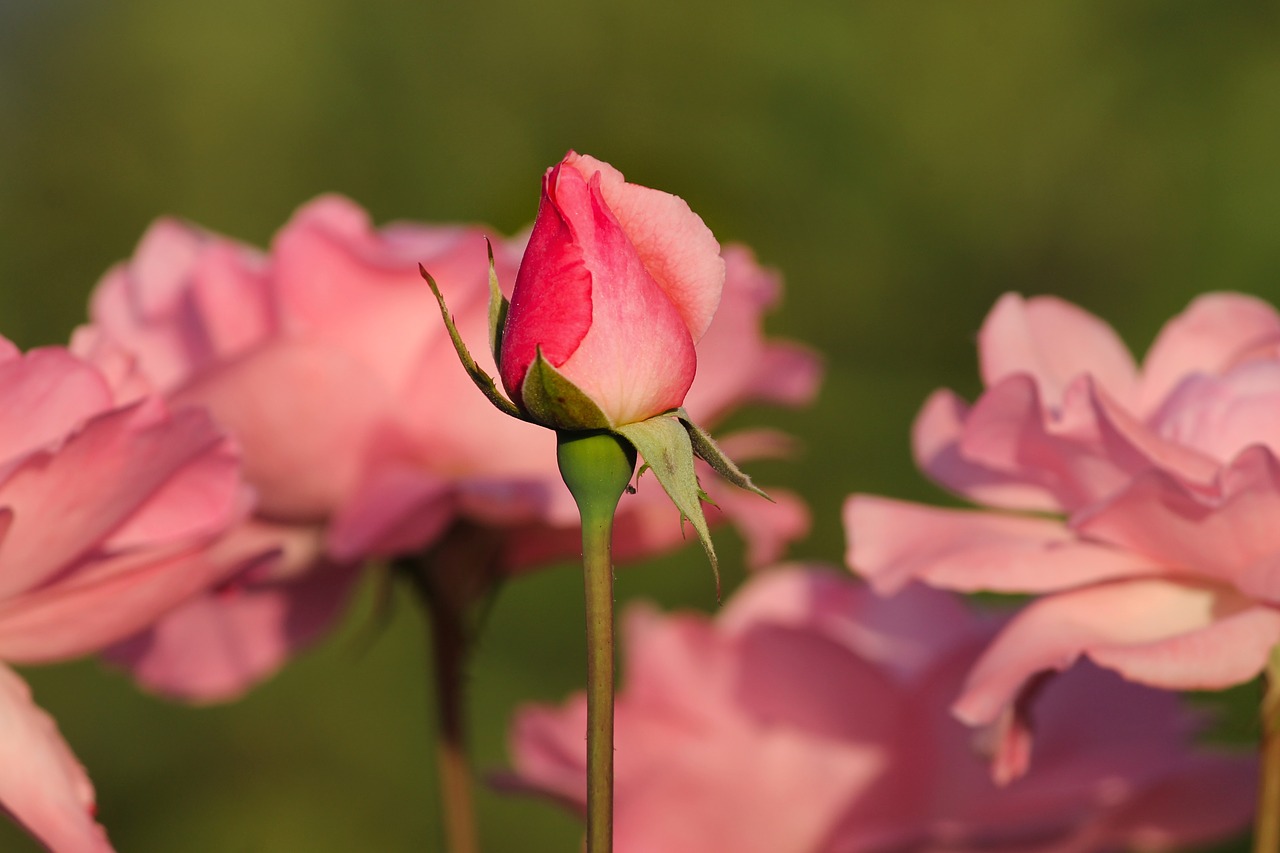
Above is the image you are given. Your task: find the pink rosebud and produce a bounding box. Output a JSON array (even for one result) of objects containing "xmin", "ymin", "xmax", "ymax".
[
  {"xmin": 499, "ymin": 152, "xmax": 726, "ymax": 428},
  {"xmin": 845, "ymin": 292, "xmax": 1280, "ymax": 773},
  {"xmin": 0, "ymin": 341, "xmax": 252, "ymax": 851},
  {"xmin": 506, "ymin": 568, "xmax": 1254, "ymax": 852},
  {"xmin": 79, "ymin": 196, "xmax": 816, "ymax": 702}
]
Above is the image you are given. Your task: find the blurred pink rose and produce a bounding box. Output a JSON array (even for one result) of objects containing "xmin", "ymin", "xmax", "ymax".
[
  {"xmin": 507, "ymin": 567, "xmax": 1253, "ymax": 853},
  {"xmin": 846, "ymin": 292, "xmax": 1280, "ymax": 770},
  {"xmin": 499, "ymin": 151, "xmax": 725, "ymax": 428},
  {"xmin": 0, "ymin": 341, "xmax": 252, "ymax": 851},
  {"xmin": 78, "ymin": 196, "xmax": 819, "ymax": 701}
]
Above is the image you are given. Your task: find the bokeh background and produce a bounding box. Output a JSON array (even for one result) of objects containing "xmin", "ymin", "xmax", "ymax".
[{"xmin": 2, "ymin": 1, "xmax": 1279, "ymax": 850}]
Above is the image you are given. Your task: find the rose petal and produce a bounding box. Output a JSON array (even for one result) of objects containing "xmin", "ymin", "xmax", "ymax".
[
  {"xmin": 568, "ymin": 153, "xmax": 724, "ymax": 343},
  {"xmin": 0, "ymin": 540, "xmax": 259, "ymax": 663},
  {"xmin": 546, "ymin": 166, "xmax": 698, "ymax": 426},
  {"xmin": 0, "ymin": 348, "xmax": 114, "ymax": 463},
  {"xmin": 325, "ymin": 466, "xmax": 456, "ymax": 563},
  {"xmin": 0, "ymin": 401, "xmax": 237, "ymax": 599},
  {"xmin": 722, "ymin": 569, "xmax": 985, "ymax": 682},
  {"xmin": 978, "ymin": 294, "xmax": 1139, "ymax": 407},
  {"xmin": 171, "ymin": 341, "xmax": 391, "ymax": 519},
  {"xmin": 912, "ymin": 388, "xmax": 1062, "ymax": 512},
  {"xmin": 844, "ymin": 496, "xmax": 1158, "ymax": 595},
  {"xmin": 272, "ymin": 195, "xmax": 495, "ymax": 395},
  {"xmin": 0, "ymin": 664, "xmax": 111, "ymax": 853},
  {"xmin": 1075, "ymin": 446, "xmax": 1280, "ymax": 596},
  {"xmin": 1139, "ymin": 292, "xmax": 1280, "ymax": 414},
  {"xmin": 954, "ymin": 578, "xmax": 1280, "ymax": 727},
  {"xmin": 86, "ymin": 219, "xmax": 270, "ymax": 391},
  {"xmin": 106, "ymin": 558, "xmax": 359, "ymax": 704}
]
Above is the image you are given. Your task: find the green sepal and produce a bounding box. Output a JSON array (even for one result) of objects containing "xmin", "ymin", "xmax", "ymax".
[
  {"xmin": 677, "ymin": 408, "xmax": 771, "ymax": 501},
  {"xmin": 420, "ymin": 263, "xmax": 525, "ymax": 421},
  {"xmin": 521, "ymin": 348, "xmax": 611, "ymax": 431},
  {"xmin": 615, "ymin": 413, "xmax": 720, "ymax": 596},
  {"xmin": 484, "ymin": 239, "xmax": 510, "ymax": 370}
]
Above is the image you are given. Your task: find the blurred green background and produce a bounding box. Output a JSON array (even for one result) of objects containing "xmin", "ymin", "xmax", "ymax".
[{"xmin": 2, "ymin": 1, "xmax": 1279, "ymax": 850}]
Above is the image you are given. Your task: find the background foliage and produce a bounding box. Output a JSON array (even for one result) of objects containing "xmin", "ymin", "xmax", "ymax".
[{"xmin": 2, "ymin": 1, "xmax": 1278, "ymax": 849}]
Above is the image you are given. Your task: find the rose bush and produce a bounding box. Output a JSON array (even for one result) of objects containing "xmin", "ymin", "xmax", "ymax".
[
  {"xmin": 507, "ymin": 567, "xmax": 1254, "ymax": 852},
  {"xmin": 0, "ymin": 340, "xmax": 253, "ymax": 851},
  {"xmin": 846, "ymin": 292, "xmax": 1280, "ymax": 767},
  {"xmin": 78, "ymin": 195, "xmax": 819, "ymax": 701}
]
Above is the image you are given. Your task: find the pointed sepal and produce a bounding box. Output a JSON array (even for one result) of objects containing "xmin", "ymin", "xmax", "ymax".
[
  {"xmin": 484, "ymin": 239, "xmax": 510, "ymax": 370},
  {"xmin": 521, "ymin": 347, "xmax": 611, "ymax": 431},
  {"xmin": 615, "ymin": 413, "xmax": 720, "ymax": 596},
  {"xmin": 421, "ymin": 263, "xmax": 525, "ymax": 421},
  {"xmin": 676, "ymin": 408, "xmax": 772, "ymax": 501}
]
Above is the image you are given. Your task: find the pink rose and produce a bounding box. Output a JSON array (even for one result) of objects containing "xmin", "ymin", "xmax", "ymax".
[
  {"xmin": 79, "ymin": 196, "xmax": 818, "ymax": 701},
  {"xmin": 846, "ymin": 292, "xmax": 1280, "ymax": 771},
  {"xmin": 499, "ymin": 152, "xmax": 726, "ymax": 428},
  {"xmin": 0, "ymin": 341, "xmax": 251, "ymax": 851},
  {"xmin": 506, "ymin": 568, "xmax": 1254, "ymax": 852}
]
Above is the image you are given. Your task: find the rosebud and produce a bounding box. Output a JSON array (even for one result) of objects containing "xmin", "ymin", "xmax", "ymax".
[{"xmin": 499, "ymin": 152, "xmax": 725, "ymax": 430}]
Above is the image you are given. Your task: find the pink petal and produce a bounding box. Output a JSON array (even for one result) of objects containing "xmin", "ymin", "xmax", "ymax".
[
  {"xmin": 721, "ymin": 569, "xmax": 984, "ymax": 682},
  {"xmin": 0, "ymin": 540, "xmax": 260, "ymax": 663},
  {"xmin": 1139, "ymin": 291, "xmax": 1280, "ymax": 413},
  {"xmin": 844, "ymin": 496, "xmax": 1158, "ymax": 595},
  {"xmin": 1075, "ymin": 446, "xmax": 1280, "ymax": 594},
  {"xmin": 171, "ymin": 341, "xmax": 392, "ymax": 519},
  {"xmin": 1084, "ymin": 379, "xmax": 1221, "ymax": 489},
  {"xmin": 0, "ymin": 348, "xmax": 114, "ymax": 463},
  {"xmin": 620, "ymin": 607, "xmax": 738, "ymax": 724},
  {"xmin": 954, "ymin": 578, "xmax": 1280, "ymax": 727},
  {"xmin": 945, "ymin": 373, "xmax": 1219, "ymax": 509},
  {"xmin": 1148, "ymin": 359, "xmax": 1280, "ymax": 464},
  {"xmin": 0, "ymin": 665, "xmax": 112, "ymax": 852},
  {"xmin": 98, "ymin": 421, "xmax": 245, "ymax": 556},
  {"xmin": 271, "ymin": 195, "xmax": 496, "ymax": 396},
  {"xmin": 957, "ymin": 375, "xmax": 1132, "ymax": 510},
  {"xmin": 0, "ymin": 401, "xmax": 237, "ymax": 599},
  {"xmin": 86, "ymin": 219, "xmax": 270, "ymax": 391},
  {"xmin": 978, "ymin": 294, "xmax": 1139, "ymax": 407},
  {"xmin": 106, "ymin": 556, "xmax": 359, "ymax": 704},
  {"xmin": 1093, "ymin": 752, "xmax": 1257, "ymax": 850},
  {"xmin": 912, "ymin": 388, "xmax": 1062, "ymax": 512},
  {"xmin": 183, "ymin": 241, "xmax": 277, "ymax": 367},
  {"xmin": 541, "ymin": 166, "xmax": 697, "ymax": 426},
  {"xmin": 568, "ymin": 153, "xmax": 724, "ymax": 343},
  {"xmin": 325, "ymin": 466, "xmax": 456, "ymax": 563},
  {"xmin": 66, "ymin": 329, "xmax": 154, "ymax": 406},
  {"xmin": 733, "ymin": 623, "xmax": 903, "ymax": 743},
  {"xmin": 498, "ymin": 164, "xmax": 594, "ymax": 402},
  {"xmin": 611, "ymin": 720, "xmax": 879, "ymax": 853}
]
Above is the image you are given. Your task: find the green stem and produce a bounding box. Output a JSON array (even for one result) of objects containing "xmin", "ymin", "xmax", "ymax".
[
  {"xmin": 1257, "ymin": 645, "xmax": 1280, "ymax": 853},
  {"xmin": 556, "ymin": 431, "xmax": 637, "ymax": 853}
]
